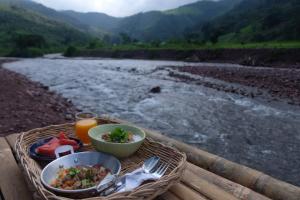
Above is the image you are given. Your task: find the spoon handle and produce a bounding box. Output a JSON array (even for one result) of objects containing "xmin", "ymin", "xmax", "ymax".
[
  {"xmin": 100, "ymin": 169, "xmax": 142, "ymax": 196},
  {"xmin": 96, "ymin": 174, "xmax": 117, "ymax": 193},
  {"xmin": 101, "ymin": 176, "xmax": 126, "ymax": 196}
]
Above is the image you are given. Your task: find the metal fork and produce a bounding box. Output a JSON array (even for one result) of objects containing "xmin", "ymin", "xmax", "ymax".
[
  {"xmin": 100, "ymin": 156, "xmax": 160, "ymax": 196},
  {"xmin": 151, "ymin": 162, "xmax": 169, "ymax": 178},
  {"xmin": 113, "ymin": 156, "xmax": 161, "ymax": 191},
  {"xmin": 118, "ymin": 162, "xmax": 169, "ymax": 192},
  {"xmin": 142, "ymin": 156, "xmax": 160, "ymax": 174}
]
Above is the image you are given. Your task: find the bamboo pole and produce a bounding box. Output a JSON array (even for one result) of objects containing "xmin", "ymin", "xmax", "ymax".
[
  {"xmin": 187, "ymin": 163, "xmax": 271, "ymax": 200},
  {"xmin": 169, "ymin": 183, "xmax": 210, "ymax": 200},
  {"xmin": 183, "ymin": 170, "xmax": 239, "ymax": 200},
  {"xmin": 109, "ymin": 117, "xmax": 300, "ymax": 200},
  {"xmin": 157, "ymin": 191, "xmax": 183, "ymax": 200}
]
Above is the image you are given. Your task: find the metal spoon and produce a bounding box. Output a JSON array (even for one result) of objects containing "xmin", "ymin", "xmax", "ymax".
[
  {"xmin": 100, "ymin": 156, "xmax": 160, "ymax": 196},
  {"xmin": 142, "ymin": 156, "xmax": 160, "ymax": 174},
  {"xmin": 96, "ymin": 173, "xmax": 117, "ymax": 193}
]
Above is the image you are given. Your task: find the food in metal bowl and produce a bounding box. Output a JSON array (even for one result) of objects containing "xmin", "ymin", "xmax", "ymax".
[
  {"xmin": 41, "ymin": 152, "xmax": 121, "ymax": 198},
  {"xmin": 51, "ymin": 165, "xmax": 111, "ymax": 190}
]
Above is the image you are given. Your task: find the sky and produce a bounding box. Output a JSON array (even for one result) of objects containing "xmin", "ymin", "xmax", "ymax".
[{"xmin": 32, "ymin": 0, "xmax": 200, "ymax": 17}]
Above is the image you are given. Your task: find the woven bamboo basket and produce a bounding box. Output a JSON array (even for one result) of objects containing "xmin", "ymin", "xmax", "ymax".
[{"xmin": 15, "ymin": 118, "xmax": 187, "ymax": 200}]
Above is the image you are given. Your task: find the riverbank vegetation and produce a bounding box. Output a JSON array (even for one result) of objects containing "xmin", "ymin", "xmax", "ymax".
[{"xmin": 71, "ymin": 39, "xmax": 300, "ymax": 52}]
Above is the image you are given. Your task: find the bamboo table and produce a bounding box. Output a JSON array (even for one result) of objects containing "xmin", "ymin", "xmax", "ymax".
[{"xmin": 1, "ymin": 125, "xmax": 299, "ymax": 200}]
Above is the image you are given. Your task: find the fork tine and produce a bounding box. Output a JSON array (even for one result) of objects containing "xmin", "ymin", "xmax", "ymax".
[
  {"xmin": 160, "ymin": 164, "xmax": 169, "ymax": 176},
  {"xmin": 155, "ymin": 163, "xmax": 164, "ymax": 173},
  {"xmin": 157, "ymin": 163, "xmax": 168, "ymax": 175},
  {"xmin": 156, "ymin": 163, "xmax": 168, "ymax": 175}
]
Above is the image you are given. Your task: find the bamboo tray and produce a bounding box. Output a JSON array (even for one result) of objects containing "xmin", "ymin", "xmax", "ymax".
[{"xmin": 15, "ymin": 118, "xmax": 187, "ymax": 200}]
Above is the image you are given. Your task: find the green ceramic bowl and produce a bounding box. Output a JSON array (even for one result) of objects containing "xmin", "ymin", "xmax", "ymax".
[{"xmin": 88, "ymin": 124, "xmax": 146, "ymax": 158}]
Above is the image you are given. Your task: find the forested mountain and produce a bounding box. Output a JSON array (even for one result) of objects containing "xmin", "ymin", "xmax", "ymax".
[
  {"xmin": 0, "ymin": 0, "xmax": 299, "ymax": 56},
  {"xmin": 15, "ymin": 0, "xmax": 88, "ymax": 31},
  {"xmin": 111, "ymin": 0, "xmax": 240, "ymax": 41},
  {"xmin": 0, "ymin": 0, "xmax": 89, "ymax": 56},
  {"xmin": 197, "ymin": 0, "xmax": 300, "ymax": 42},
  {"xmin": 61, "ymin": 11, "xmax": 121, "ymax": 33},
  {"xmin": 61, "ymin": 0, "xmax": 241, "ymax": 41},
  {"xmin": 0, "ymin": 0, "xmax": 241, "ymax": 44}
]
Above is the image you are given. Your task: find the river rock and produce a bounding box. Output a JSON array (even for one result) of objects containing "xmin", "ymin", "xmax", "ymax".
[
  {"xmin": 129, "ymin": 68, "xmax": 137, "ymax": 72},
  {"xmin": 150, "ymin": 86, "xmax": 161, "ymax": 93}
]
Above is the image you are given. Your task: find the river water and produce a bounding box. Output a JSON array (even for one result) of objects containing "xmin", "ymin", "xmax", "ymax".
[{"xmin": 4, "ymin": 56, "xmax": 300, "ymax": 186}]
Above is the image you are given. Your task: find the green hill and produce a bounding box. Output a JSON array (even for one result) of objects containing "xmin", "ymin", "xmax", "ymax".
[
  {"xmin": 165, "ymin": 0, "xmax": 240, "ymax": 17},
  {"xmin": 0, "ymin": 0, "xmax": 90, "ymax": 56},
  {"xmin": 198, "ymin": 0, "xmax": 300, "ymax": 43},
  {"xmin": 2, "ymin": 0, "xmax": 110, "ymax": 36},
  {"xmin": 111, "ymin": 0, "xmax": 240, "ymax": 41},
  {"xmin": 61, "ymin": 11, "xmax": 121, "ymax": 33},
  {"xmin": 61, "ymin": 0, "xmax": 241, "ymax": 41},
  {"xmin": 16, "ymin": 0, "xmax": 88, "ymax": 31}
]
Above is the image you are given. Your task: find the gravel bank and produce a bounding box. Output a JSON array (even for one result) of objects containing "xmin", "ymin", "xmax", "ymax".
[{"xmin": 0, "ymin": 59, "xmax": 78, "ymax": 136}]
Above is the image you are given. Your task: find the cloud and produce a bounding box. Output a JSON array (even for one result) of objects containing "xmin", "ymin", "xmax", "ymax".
[{"xmin": 32, "ymin": 0, "xmax": 199, "ymax": 17}]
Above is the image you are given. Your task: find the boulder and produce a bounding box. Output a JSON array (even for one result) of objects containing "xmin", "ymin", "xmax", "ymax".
[{"xmin": 150, "ymin": 86, "xmax": 161, "ymax": 93}]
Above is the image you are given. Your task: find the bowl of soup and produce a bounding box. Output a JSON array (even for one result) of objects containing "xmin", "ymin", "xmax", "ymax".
[{"xmin": 88, "ymin": 124, "xmax": 145, "ymax": 158}]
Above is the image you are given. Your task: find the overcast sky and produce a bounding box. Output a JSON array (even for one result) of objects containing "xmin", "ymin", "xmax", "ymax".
[{"xmin": 32, "ymin": 0, "xmax": 200, "ymax": 17}]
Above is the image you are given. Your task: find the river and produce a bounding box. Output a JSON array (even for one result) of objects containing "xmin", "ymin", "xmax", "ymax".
[{"xmin": 4, "ymin": 55, "xmax": 300, "ymax": 186}]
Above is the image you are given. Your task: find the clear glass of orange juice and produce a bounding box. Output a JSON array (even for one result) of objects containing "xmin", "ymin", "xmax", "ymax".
[{"xmin": 75, "ymin": 112, "xmax": 98, "ymax": 145}]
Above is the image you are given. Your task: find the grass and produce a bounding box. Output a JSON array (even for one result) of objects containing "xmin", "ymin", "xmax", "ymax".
[
  {"xmin": 0, "ymin": 47, "xmax": 11, "ymax": 56},
  {"xmin": 85, "ymin": 41, "xmax": 300, "ymax": 52},
  {"xmin": 207, "ymin": 41, "xmax": 300, "ymax": 49},
  {"xmin": 0, "ymin": 46, "xmax": 66, "ymax": 57},
  {"xmin": 2, "ymin": 41, "xmax": 300, "ymax": 57}
]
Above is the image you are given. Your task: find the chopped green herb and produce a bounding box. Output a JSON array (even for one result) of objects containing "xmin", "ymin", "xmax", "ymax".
[
  {"xmin": 103, "ymin": 128, "xmax": 133, "ymax": 143},
  {"xmin": 68, "ymin": 167, "xmax": 80, "ymax": 177}
]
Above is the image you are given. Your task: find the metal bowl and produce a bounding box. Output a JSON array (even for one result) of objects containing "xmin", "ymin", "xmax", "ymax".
[{"xmin": 41, "ymin": 151, "xmax": 121, "ymax": 198}]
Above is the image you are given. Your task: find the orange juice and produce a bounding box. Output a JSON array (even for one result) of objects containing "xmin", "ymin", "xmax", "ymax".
[{"xmin": 75, "ymin": 119, "xmax": 97, "ymax": 144}]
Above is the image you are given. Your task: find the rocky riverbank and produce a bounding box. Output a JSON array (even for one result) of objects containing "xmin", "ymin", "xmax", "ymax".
[
  {"xmin": 0, "ymin": 59, "xmax": 78, "ymax": 136},
  {"xmin": 166, "ymin": 64, "xmax": 300, "ymax": 105}
]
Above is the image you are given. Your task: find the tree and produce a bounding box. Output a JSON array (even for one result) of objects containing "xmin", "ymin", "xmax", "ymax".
[
  {"xmin": 263, "ymin": 11, "xmax": 281, "ymax": 29},
  {"xmin": 64, "ymin": 46, "xmax": 78, "ymax": 57},
  {"xmin": 14, "ymin": 34, "xmax": 46, "ymax": 49},
  {"xmin": 88, "ymin": 40, "xmax": 97, "ymax": 49},
  {"xmin": 184, "ymin": 33, "xmax": 200, "ymax": 43},
  {"xmin": 102, "ymin": 34, "xmax": 111, "ymax": 44},
  {"xmin": 209, "ymin": 30, "xmax": 221, "ymax": 44},
  {"xmin": 150, "ymin": 40, "xmax": 161, "ymax": 47},
  {"xmin": 119, "ymin": 32, "xmax": 132, "ymax": 44},
  {"xmin": 201, "ymin": 23, "xmax": 222, "ymax": 44},
  {"xmin": 88, "ymin": 39, "xmax": 104, "ymax": 49}
]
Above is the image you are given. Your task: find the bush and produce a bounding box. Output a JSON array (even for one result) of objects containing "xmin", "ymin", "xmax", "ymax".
[
  {"xmin": 87, "ymin": 39, "xmax": 105, "ymax": 49},
  {"xmin": 8, "ymin": 47, "xmax": 44, "ymax": 58},
  {"xmin": 64, "ymin": 46, "xmax": 78, "ymax": 57}
]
